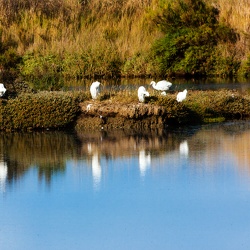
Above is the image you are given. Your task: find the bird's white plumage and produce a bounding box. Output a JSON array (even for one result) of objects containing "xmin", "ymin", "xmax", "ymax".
[
  {"xmin": 0, "ymin": 83, "xmax": 6, "ymax": 97},
  {"xmin": 138, "ymin": 86, "xmax": 150, "ymax": 103},
  {"xmin": 150, "ymin": 80, "xmax": 172, "ymax": 92},
  {"xmin": 90, "ymin": 81, "xmax": 101, "ymax": 99},
  {"xmin": 177, "ymin": 89, "xmax": 188, "ymax": 102}
]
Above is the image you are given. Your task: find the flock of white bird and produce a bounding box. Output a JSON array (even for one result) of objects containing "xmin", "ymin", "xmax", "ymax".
[
  {"xmin": 0, "ymin": 80, "xmax": 186, "ymax": 103},
  {"xmin": 90, "ymin": 80, "xmax": 188, "ymax": 103}
]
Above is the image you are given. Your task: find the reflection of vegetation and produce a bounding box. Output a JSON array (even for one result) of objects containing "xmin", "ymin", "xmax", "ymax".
[
  {"xmin": 37, "ymin": 163, "xmax": 65, "ymax": 184},
  {"xmin": 0, "ymin": 131, "xmax": 80, "ymax": 185},
  {"xmin": 2, "ymin": 121, "xmax": 250, "ymax": 190},
  {"xmin": 76, "ymin": 129, "xmax": 188, "ymax": 158}
]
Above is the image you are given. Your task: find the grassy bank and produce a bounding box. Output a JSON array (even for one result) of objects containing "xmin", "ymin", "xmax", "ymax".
[
  {"xmin": 0, "ymin": 90, "xmax": 88, "ymax": 131},
  {"xmin": 0, "ymin": 0, "xmax": 250, "ymax": 88},
  {"xmin": 0, "ymin": 88, "xmax": 250, "ymax": 131}
]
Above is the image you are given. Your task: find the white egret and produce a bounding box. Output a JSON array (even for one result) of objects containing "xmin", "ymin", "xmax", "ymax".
[
  {"xmin": 150, "ymin": 80, "xmax": 172, "ymax": 95},
  {"xmin": 0, "ymin": 83, "xmax": 6, "ymax": 97},
  {"xmin": 177, "ymin": 89, "xmax": 188, "ymax": 102},
  {"xmin": 90, "ymin": 81, "xmax": 101, "ymax": 100},
  {"xmin": 138, "ymin": 86, "xmax": 150, "ymax": 103}
]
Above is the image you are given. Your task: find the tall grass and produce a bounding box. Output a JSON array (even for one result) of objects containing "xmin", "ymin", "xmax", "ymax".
[
  {"xmin": 0, "ymin": 0, "xmax": 250, "ymax": 81},
  {"xmin": 208, "ymin": 0, "xmax": 250, "ymax": 59}
]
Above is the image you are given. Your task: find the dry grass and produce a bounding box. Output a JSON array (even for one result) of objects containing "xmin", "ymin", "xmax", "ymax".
[
  {"xmin": 0, "ymin": 0, "xmax": 250, "ymax": 77},
  {"xmin": 0, "ymin": 0, "xmax": 159, "ymax": 57},
  {"xmin": 208, "ymin": 0, "xmax": 250, "ymax": 59}
]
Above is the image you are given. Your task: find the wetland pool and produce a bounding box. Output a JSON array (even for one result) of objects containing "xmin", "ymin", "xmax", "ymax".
[{"xmin": 1, "ymin": 121, "xmax": 250, "ymax": 250}]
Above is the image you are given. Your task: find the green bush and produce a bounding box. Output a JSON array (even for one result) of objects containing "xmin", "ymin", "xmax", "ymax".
[
  {"xmin": 239, "ymin": 55, "xmax": 250, "ymax": 77},
  {"xmin": 21, "ymin": 46, "xmax": 123, "ymax": 88},
  {"xmin": 184, "ymin": 90, "xmax": 250, "ymax": 121},
  {"xmin": 0, "ymin": 91, "xmax": 88, "ymax": 131},
  {"xmin": 150, "ymin": 90, "xmax": 250, "ymax": 124},
  {"xmin": 20, "ymin": 53, "xmax": 64, "ymax": 90},
  {"xmin": 0, "ymin": 32, "xmax": 21, "ymax": 78},
  {"xmin": 151, "ymin": 0, "xmax": 239, "ymax": 76}
]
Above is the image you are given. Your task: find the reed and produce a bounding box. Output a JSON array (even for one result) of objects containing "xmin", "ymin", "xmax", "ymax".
[
  {"xmin": 0, "ymin": 0, "xmax": 250, "ymax": 80},
  {"xmin": 208, "ymin": 0, "xmax": 250, "ymax": 59}
]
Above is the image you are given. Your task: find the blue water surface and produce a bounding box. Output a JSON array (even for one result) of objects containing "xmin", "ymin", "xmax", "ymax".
[{"xmin": 1, "ymin": 122, "xmax": 250, "ymax": 250}]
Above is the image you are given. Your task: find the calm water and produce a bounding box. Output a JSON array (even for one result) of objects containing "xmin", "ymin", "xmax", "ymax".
[
  {"xmin": 1, "ymin": 121, "xmax": 250, "ymax": 250},
  {"xmin": 66, "ymin": 77, "xmax": 250, "ymax": 93}
]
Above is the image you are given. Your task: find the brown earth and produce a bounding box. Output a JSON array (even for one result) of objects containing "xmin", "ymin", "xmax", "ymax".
[{"xmin": 76, "ymin": 100, "xmax": 170, "ymax": 130}]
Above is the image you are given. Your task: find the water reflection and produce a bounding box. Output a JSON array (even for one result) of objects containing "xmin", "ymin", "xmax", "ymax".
[
  {"xmin": 0, "ymin": 160, "xmax": 7, "ymax": 193},
  {"xmin": 66, "ymin": 77, "xmax": 250, "ymax": 93},
  {"xmin": 0, "ymin": 131, "xmax": 80, "ymax": 189},
  {"xmin": 139, "ymin": 149, "xmax": 151, "ymax": 177},
  {"xmin": 91, "ymin": 152, "xmax": 102, "ymax": 189},
  {"xmin": 87, "ymin": 143, "xmax": 102, "ymax": 190},
  {"xmin": 1, "ymin": 121, "xmax": 250, "ymax": 191},
  {"xmin": 2, "ymin": 123, "xmax": 250, "ymax": 250},
  {"xmin": 179, "ymin": 140, "xmax": 189, "ymax": 158}
]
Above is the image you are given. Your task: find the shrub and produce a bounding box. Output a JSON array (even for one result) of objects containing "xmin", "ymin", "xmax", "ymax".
[
  {"xmin": 185, "ymin": 90, "xmax": 250, "ymax": 121},
  {"xmin": 0, "ymin": 31, "xmax": 21, "ymax": 78},
  {"xmin": 150, "ymin": 89, "xmax": 250, "ymax": 124},
  {"xmin": 151, "ymin": 0, "xmax": 239, "ymax": 76},
  {"xmin": 0, "ymin": 91, "xmax": 88, "ymax": 131},
  {"xmin": 240, "ymin": 55, "xmax": 250, "ymax": 77},
  {"xmin": 20, "ymin": 53, "xmax": 64, "ymax": 90}
]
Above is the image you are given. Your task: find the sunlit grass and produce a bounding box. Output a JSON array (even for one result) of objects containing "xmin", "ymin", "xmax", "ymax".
[{"xmin": 0, "ymin": 0, "xmax": 250, "ymax": 78}]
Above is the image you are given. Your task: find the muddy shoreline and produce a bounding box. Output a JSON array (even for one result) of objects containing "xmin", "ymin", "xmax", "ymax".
[{"xmin": 76, "ymin": 100, "xmax": 189, "ymax": 130}]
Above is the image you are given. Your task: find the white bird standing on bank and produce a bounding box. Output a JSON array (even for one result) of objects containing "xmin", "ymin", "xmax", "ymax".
[
  {"xmin": 0, "ymin": 83, "xmax": 6, "ymax": 97},
  {"xmin": 177, "ymin": 89, "xmax": 188, "ymax": 102},
  {"xmin": 90, "ymin": 81, "xmax": 101, "ymax": 100},
  {"xmin": 150, "ymin": 80, "xmax": 172, "ymax": 95},
  {"xmin": 138, "ymin": 86, "xmax": 150, "ymax": 103}
]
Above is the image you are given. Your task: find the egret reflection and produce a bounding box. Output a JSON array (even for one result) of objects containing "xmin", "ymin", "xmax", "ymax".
[
  {"xmin": 92, "ymin": 152, "xmax": 102, "ymax": 190},
  {"xmin": 139, "ymin": 149, "xmax": 151, "ymax": 177},
  {"xmin": 87, "ymin": 143, "xmax": 102, "ymax": 190},
  {"xmin": 179, "ymin": 140, "xmax": 189, "ymax": 158},
  {"xmin": 0, "ymin": 160, "xmax": 7, "ymax": 193}
]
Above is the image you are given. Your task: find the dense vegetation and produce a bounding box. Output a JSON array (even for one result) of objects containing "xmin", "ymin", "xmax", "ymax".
[
  {"xmin": 0, "ymin": 91, "xmax": 88, "ymax": 131},
  {"xmin": 0, "ymin": 0, "xmax": 250, "ymax": 90},
  {"xmin": 0, "ymin": 87, "xmax": 250, "ymax": 131},
  {"xmin": 150, "ymin": 0, "xmax": 239, "ymax": 76}
]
